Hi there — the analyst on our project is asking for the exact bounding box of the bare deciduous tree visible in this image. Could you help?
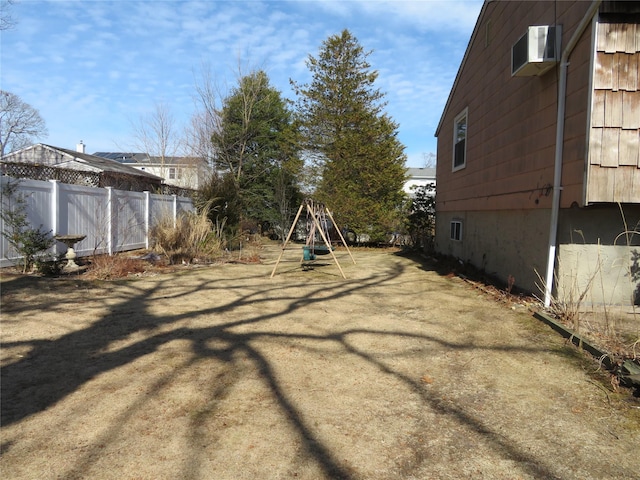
[0,90,48,157]
[1,0,17,31]
[129,101,182,181]
[190,60,270,183]
[186,63,223,176]
[189,60,302,234]
[185,111,215,167]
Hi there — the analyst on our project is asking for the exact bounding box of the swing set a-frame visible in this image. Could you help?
[270,198,355,278]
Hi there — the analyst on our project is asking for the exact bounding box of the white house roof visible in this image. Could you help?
[404,167,436,195]
[406,167,436,180]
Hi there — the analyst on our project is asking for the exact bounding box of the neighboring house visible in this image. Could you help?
[93,152,208,190]
[435,0,640,306]
[1,143,163,192]
[404,167,436,196]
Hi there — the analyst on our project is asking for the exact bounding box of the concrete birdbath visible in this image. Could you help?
[54,234,86,272]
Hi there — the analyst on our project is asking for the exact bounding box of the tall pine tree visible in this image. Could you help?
[292,30,407,241]
[209,70,302,234]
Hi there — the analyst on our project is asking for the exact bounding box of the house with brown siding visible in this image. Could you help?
[435,0,640,306]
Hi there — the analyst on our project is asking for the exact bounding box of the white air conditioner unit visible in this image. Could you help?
[511,25,561,77]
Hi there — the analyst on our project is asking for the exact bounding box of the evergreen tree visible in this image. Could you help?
[292,29,407,241]
[208,70,302,234]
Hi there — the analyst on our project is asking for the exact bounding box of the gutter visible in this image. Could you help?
[543,0,602,307]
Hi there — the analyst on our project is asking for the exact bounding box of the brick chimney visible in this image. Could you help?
[76,141,85,154]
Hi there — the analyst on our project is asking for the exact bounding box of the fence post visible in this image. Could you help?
[49,179,59,236]
[173,194,177,228]
[106,187,113,255]
[144,191,150,250]
[49,180,60,256]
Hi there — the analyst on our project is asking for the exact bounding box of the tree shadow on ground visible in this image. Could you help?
[1,257,579,479]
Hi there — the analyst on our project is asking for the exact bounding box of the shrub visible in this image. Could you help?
[87,254,147,280]
[1,180,55,273]
[406,183,436,251]
[150,204,225,264]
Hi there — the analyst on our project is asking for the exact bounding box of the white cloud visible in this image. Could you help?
[3,0,482,161]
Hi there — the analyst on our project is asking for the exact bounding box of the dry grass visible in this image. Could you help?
[85,254,149,280]
[150,206,225,265]
[1,246,638,480]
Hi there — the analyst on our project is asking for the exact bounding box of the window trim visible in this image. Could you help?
[452,108,468,172]
[450,220,463,241]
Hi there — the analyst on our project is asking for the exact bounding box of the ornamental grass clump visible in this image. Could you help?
[150,205,225,264]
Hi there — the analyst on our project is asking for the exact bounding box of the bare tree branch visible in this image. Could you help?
[0,0,17,31]
[129,101,182,180]
[0,90,48,157]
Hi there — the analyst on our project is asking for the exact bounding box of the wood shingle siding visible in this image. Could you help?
[587,18,640,203]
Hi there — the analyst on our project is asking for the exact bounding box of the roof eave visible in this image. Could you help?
[435,0,491,138]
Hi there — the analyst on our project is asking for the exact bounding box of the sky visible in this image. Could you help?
[1,0,484,168]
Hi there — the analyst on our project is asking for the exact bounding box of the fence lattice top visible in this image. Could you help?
[1,162,194,197]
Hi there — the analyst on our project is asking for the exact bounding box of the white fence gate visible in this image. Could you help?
[1,176,194,267]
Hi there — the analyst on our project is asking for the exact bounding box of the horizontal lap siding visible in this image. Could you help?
[436,1,593,213]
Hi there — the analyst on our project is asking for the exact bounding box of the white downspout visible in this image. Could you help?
[544,0,602,307]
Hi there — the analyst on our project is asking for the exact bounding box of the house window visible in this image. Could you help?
[169,167,178,180]
[453,109,467,171]
[450,220,462,241]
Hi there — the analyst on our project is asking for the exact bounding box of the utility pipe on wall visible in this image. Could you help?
[544,0,602,307]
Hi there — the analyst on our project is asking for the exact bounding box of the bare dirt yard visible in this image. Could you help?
[1,244,639,480]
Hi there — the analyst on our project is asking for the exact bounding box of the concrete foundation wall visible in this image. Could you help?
[435,209,551,297]
[557,244,638,306]
[435,205,640,306]
[556,205,640,306]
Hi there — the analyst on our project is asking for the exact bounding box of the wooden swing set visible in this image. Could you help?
[270,199,355,278]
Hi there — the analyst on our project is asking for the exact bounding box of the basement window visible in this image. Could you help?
[450,220,462,241]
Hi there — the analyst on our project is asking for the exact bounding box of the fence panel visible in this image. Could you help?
[176,196,194,215]
[58,183,109,257]
[1,176,193,268]
[149,193,177,225]
[0,178,55,266]
[112,189,148,253]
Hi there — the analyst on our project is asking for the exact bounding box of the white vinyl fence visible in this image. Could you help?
[1,176,194,267]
